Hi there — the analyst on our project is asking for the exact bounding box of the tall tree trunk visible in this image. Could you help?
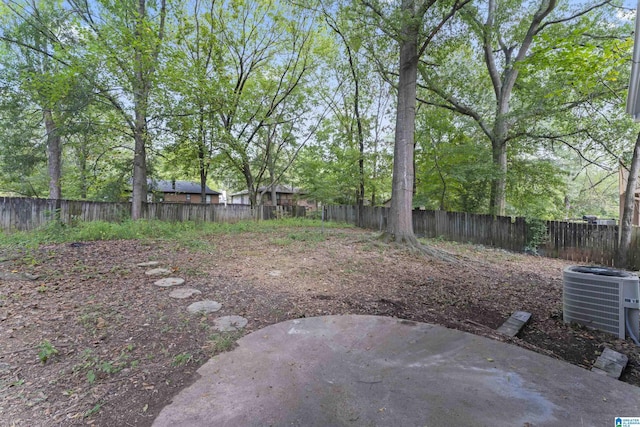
[488,91,510,216]
[199,159,207,203]
[386,0,419,244]
[43,109,62,200]
[131,0,149,220]
[489,139,507,216]
[198,107,207,203]
[266,146,277,206]
[131,118,147,219]
[243,160,257,208]
[76,143,89,199]
[352,46,365,227]
[481,0,556,216]
[617,131,640,268]
[131,70,149,219]
[357,113,365,228]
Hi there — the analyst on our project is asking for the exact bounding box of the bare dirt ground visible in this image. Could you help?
[0,225,638,426]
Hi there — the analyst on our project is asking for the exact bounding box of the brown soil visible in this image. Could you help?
[0,226,638,426]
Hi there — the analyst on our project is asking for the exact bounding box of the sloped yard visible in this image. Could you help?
[0,225,638,426]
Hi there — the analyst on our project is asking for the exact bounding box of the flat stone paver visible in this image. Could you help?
[169,288,202,299]
[153,277,185,288]
[213,315,248,332]
[187,300,222,314]
[153,315,640,427]
[137,261,161,267]
[592,348,629,379]
[145,268,171,276]
[0,271,38,281]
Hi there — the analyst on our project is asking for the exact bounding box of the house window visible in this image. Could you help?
[185,194,191,203]
[206,195,211,204]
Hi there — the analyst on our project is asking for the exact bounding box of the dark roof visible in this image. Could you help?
[230,185,303,197]
[149,180,220,195]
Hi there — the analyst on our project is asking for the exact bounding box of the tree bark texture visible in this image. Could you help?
[617,131,640,268]
[489,139,507,216]
[198,109,208,203]
[387,0,419,244]
[43,109,62,200]
[130,0,166,219]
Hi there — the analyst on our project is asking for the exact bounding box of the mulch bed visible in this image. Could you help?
[0,226,638,426]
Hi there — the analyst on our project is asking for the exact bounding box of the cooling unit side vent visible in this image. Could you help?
[563,266,640,340]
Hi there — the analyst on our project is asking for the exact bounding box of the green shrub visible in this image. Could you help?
[525,218,548,254]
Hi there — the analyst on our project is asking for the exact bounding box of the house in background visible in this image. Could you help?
[148,179,221,204]
[230,185,316,209]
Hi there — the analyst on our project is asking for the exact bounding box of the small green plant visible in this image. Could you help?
[172,352,193,366]
[84,403,101,418]
[8,379,25,387]
[37,340,58,364]
[86,370,96,384]
[36,284,47,293]
[98,361,116,374]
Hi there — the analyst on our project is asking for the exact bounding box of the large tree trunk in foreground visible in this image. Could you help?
[617,131,640,268]
[385,0,419,244]
[44,109,62,200]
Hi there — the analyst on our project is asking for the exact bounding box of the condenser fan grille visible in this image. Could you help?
[563,266,640,340]
[564,278,620,335]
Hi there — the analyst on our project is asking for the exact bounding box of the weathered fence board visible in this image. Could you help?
[325,205,640,270]
[0,197,305,232]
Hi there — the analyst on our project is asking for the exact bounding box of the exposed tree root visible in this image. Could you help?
[377,232,460,264]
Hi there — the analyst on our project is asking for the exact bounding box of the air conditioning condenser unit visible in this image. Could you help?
[563,266,640,340]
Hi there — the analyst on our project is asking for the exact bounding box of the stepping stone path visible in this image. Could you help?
[142,260,248,336]
[145,268,172,276]
[137,261,161,267]
[213,315,248,332]
[169,288,202,299]
[154,277,185,288]
[187,300,222,314]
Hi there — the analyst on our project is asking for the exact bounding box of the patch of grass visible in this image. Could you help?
[205,331,243,355]
[75,346,133,385]
[37,340,59,364]
[77,304,122,335]
[172,352,193,366]
[176,237,213,252]
[287,230,325,243]
[271,237,293,246]
[0,217,352,249]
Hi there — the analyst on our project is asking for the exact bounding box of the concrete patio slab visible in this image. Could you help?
[153,315,640,427]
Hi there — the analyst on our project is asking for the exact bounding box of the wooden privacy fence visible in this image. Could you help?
[325,206,525,251]
[0,197,306,232]
[325,205,640,269]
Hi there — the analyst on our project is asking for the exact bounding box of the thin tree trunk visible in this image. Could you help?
[617,131,640,268]
[131,123,147,219]
[131,0,149,220]
[43,109,62,200]
[198,107,207,203]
